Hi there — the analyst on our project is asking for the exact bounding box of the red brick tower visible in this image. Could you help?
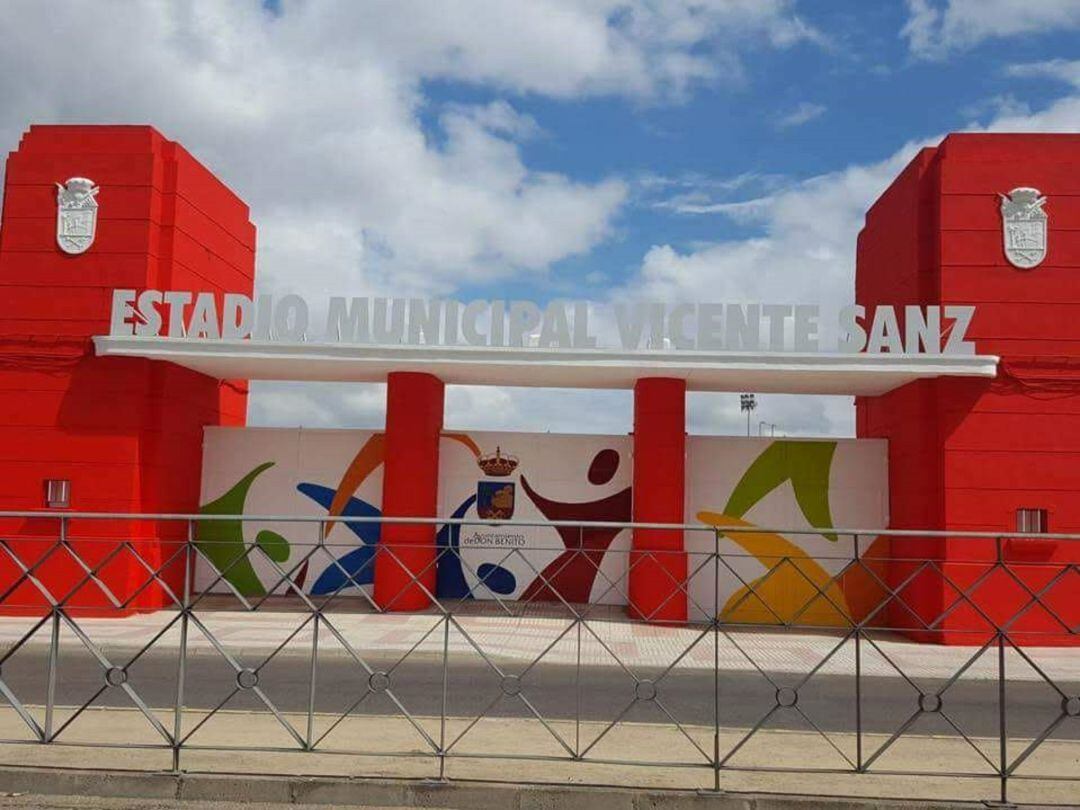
[857,134,1080,643]
[0,125,254,612]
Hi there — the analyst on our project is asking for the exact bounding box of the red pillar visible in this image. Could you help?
[374,371,444,611]
[629,377,688,622]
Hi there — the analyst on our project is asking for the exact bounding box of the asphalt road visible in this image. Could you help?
[0,648,1076,740]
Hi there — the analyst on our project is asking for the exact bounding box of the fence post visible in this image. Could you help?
[713,527,721,793]
[172,519,193,772]
[996,536,1008,805]
[306,520,322,751]
[854,533,863,773]
[575,524,583,760]
[43,516,64,743]
[438,609,450,781]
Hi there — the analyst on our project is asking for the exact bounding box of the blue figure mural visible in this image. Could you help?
[298,485,515,598]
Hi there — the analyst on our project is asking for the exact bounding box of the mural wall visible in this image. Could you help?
[198,427,887,624]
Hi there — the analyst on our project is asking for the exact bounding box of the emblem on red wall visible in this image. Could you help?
[56,177,99,255]
[1000,187,1047,270]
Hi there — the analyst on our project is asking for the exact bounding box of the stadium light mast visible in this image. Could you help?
[739,393,756,437]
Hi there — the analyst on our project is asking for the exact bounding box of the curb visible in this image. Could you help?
[0,766,996,810]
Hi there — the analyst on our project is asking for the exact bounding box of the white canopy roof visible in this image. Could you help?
[93,336,998,396]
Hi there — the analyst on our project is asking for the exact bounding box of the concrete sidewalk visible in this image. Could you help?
[0,773,1043,810]
[1,795,442,810]
[0,603,1077,682]
[0,706,1075,806]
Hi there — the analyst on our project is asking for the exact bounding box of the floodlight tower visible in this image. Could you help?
[739,393,756,437]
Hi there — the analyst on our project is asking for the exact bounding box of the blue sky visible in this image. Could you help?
[2,0,1079,435]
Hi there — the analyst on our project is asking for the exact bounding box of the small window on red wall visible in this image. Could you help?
[44,479,71,509]
[1016,508,1048,533]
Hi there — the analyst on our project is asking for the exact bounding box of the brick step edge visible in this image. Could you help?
[0,765,990,810]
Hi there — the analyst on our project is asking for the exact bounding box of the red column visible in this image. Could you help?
[629,377,687,623]
[374,371,444,610]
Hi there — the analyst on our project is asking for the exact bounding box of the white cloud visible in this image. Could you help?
[250,381,388,429]
[623,145,926,307]
[1006,59,1080,89]
[959,94,1031,123]
[687,392,854,439]
[775,101,826,129]
[249,380,634,437]
[646,171,789,216]
[659,196,776,218]
[284,0,823,101]
[903,0,1080,59]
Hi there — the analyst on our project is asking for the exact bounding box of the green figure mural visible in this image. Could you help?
[197,461,291,596]
[724,440,838,541]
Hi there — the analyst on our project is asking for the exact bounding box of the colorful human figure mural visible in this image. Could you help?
[196,436,882,627]
[519,448,632,604]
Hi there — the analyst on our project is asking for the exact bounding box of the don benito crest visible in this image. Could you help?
[56,177,99,255]
[477,481,515,520]
[476,447,519,520]
[1000,187,1047,270]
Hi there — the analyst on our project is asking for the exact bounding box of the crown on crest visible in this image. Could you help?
[477,446,518,477]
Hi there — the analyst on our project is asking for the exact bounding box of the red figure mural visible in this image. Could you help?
[519,449,632,604]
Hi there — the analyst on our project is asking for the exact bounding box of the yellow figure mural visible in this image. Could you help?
[697,441,859,628]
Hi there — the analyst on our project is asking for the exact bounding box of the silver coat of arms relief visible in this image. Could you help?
[1000,187,1047,269]
[56,177,99,255]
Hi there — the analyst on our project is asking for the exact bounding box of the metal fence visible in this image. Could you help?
[0,511,1076,804]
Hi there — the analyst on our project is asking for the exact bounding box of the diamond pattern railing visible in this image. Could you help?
[0,514,1075,802]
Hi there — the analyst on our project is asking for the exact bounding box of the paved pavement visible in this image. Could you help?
[0,602,1077,682]
[0,798,433,810]
[0,710,1075,806]
[0,774,1045,810]
[0,648,1076,739]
